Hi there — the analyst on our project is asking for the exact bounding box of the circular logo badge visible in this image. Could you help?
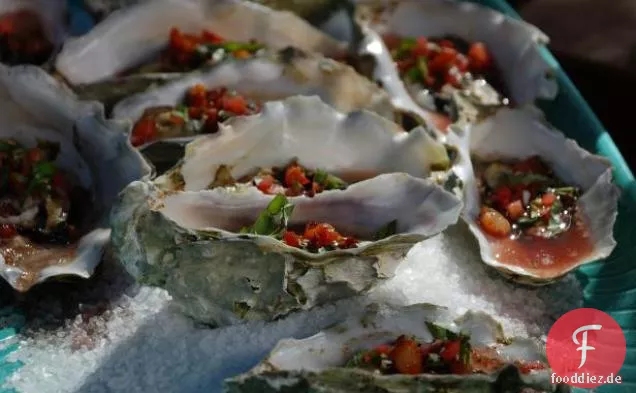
[546,308,626,388]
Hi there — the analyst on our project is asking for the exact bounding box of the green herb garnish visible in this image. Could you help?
[240,194,294,237]
[374,220,398,240]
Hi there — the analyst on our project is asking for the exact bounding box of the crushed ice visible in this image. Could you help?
[4,223,582,393]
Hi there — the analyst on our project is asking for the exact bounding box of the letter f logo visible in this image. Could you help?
[572,324,602,368]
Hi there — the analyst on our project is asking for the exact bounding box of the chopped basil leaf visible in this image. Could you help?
[426,322,459,341]
[240,194,294,237]
[517,216,539,227]
[507,172,552,186]
[375,219,398,240]
[405,66,421,83]
[395,38,416,58]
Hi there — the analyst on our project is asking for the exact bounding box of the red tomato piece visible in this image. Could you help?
[187,84,207,107]
[411,37,429,57]
[256,175,275,194]
[450,359,471,374]
[0,223,17,239]
[284,165,310,188]
[506,200,524,220]
[440,340,461,362]
[492,186,512,209]
[454,54,469,73]
[541,192,556,207]
[314,223,341,247]
[188,107,203,120]
[390,338,423,375]
[131,117,158,147]
[222,95,248,115]
[467,42,492,72]
[201,30,224,44]
[282,231,304,248]
[303,222,318,241]
[383,34,401,50]
[428,47,457,74]
[438,39,455,49]
[479,207,512,238]
[444,70,462,88]
[374,344,393,355]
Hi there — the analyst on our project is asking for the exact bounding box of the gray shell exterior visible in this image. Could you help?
[0,0,67,67]
[0,65,151,291]
[463,107,620,285]
[110,96,463,326]
[54,0,347,85]
[354,0,557,133]
[224,303,570,393]
[111,49,396,146]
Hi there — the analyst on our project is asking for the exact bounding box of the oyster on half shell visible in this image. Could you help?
[55,0,347,86]
[224,303,570,393]
[0,65,150,291]
[110,96,462,326]
[111,49,400,148]
[354,0,557,133]
[463,107,619,285]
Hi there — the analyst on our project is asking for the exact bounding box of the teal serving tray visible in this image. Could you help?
[471,1,636,392]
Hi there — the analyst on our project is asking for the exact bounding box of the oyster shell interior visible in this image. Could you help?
[55,0,347,85]
[463,107,619,285]
[224,303,568,393]
[113,50,394,125]
[0,65,150,291]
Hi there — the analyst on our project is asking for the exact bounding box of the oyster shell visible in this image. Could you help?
[111,49,414,149]
[464,107,619,285]
[55,0,347,86]
[224,303,569,393]
[110,96,462,326]
[354,0,557,132]
[0,65,151,291]
[0,0,67,67]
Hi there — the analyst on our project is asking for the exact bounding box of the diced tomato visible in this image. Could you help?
[303,222,318,241]
[411,37,429,57]
[374,344,393,355]
[440,340,461,362]
[314,223,341,247]
[27,147,42,163]
[282,230,304,248]
[131,117,158,147]
[428,47,457,74]
[339,236,359,249]
[491,186,512,209]
[310,182,322,196]
[202,117,219,134]
[187,84,207,107]
[450,359,471,375]
[467,42,492,72]
[168,114,185,126]
[232,49,252,59]
[256,175,275,194]
[438,39,455,49]
[222,95,248,115]
[390,338,423,375]
[201,30,224,44]
[204,108,218,123]
[541,192,556,207]
[284,165,310,188]
[506,200,524,220]
[188,106,203,119]
[479,207,512,238]
[0,223,17,239]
